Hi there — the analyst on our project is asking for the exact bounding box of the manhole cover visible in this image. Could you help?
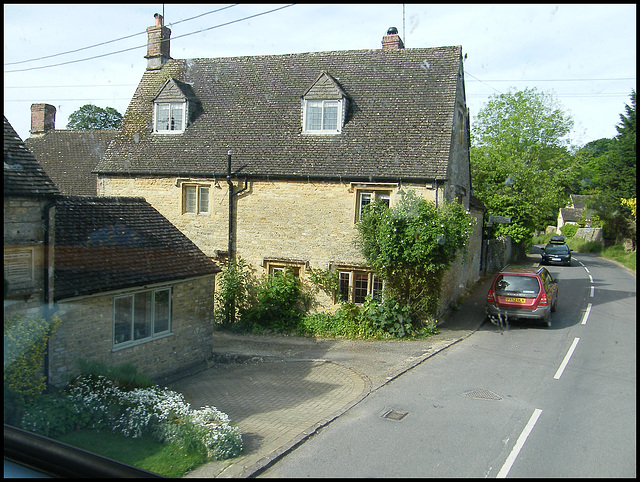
[464,388,502,400]
[381,409,409,421]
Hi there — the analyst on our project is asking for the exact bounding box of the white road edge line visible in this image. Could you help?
[496,409,543,478]
[581,303,592,325]
[554,338,580,380]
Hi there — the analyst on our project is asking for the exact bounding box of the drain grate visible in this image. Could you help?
[381,409,409,421]
[464,388,502,400]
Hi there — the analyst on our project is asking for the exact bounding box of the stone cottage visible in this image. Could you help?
[95,17,483,313]
[46,196,221,386]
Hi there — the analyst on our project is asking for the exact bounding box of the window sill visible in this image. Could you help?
[112,331,173,351]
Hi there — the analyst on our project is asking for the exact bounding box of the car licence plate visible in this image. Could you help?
[551,257,561,261]
[505,297,526,303]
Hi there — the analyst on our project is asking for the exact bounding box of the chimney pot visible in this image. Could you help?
[382,27,404,50]
[30,103,56,136]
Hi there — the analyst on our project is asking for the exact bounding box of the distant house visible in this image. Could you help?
[5,116,221,387]
[557,194,595,233]
[95,17,483,313]
[25,104,117,196]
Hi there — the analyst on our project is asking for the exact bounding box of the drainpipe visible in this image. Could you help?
[43,199,59,386]
[226,151,248,326]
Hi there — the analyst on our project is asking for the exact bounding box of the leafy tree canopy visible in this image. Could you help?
[66,104,122,130]
[471,88,574,243]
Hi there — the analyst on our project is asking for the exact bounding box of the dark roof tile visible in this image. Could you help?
[53,196,220,300]
[96,46,463,182]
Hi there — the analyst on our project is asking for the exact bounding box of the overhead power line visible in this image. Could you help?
[4,4,295,73]
[4,4,240,66]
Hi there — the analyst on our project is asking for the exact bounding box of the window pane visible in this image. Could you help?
[134,292,152,340]
[156,104,170,131]
[354,272,368,304]
[338,272,350,302]
[184,186,196,213]
[170,104,184,131]
[198,187,210,213]
[323,102,339,130]
[376,192,390,208]
[372,275,384,301]
[154,289,171,334]
[306,101,322,130]
[114,296,132,344]
[359,192,373,218]
[271,266,285,277]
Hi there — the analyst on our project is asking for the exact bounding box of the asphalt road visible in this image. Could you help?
[259,253,636,478]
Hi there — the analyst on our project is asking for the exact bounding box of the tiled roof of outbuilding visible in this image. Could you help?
[53,196,220,301]
[4,116,60,197]
[26,129,117,196]
[96,46,463,182]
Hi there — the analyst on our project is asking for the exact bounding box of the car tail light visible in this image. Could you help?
[539,291,548,306]
[486,288,495,303]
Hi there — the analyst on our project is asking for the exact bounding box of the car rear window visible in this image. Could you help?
[545,244,569,254]
[494,274,540,295]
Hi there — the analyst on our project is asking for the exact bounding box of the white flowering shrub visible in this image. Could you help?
[20,374,243,460]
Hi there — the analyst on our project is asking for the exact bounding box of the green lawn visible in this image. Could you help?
[57,429,207,478]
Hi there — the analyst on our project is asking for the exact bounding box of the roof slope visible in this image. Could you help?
[53,196,220,301]
[96,46,463,182]
[26,130,117,195]
[4,116,60,197]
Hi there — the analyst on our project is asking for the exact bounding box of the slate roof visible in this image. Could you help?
[96,46,464,182]
[26,129,117,195]
[53,196,220,301]
[4,116,60,198]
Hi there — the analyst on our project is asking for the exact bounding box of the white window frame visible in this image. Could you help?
[182,184,210,214]
[153,101,186,133]
[356,190,391,221]
[113,287,172,348]
[267,263,302,279]
[303,99,343,134]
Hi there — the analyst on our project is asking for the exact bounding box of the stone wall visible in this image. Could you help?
[47,275,216,386]
[574,227,604,245]
[99,175,482,314]
[99,176,438,273]
[484,236,513,273]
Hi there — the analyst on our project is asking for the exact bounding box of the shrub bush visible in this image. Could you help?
[4,313,61,403]
[560,223,579,238]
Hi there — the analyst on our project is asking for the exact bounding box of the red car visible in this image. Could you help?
[485,266,558,327]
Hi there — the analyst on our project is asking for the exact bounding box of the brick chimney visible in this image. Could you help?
[145,13,171,70]
[30,103,56,136]
[382,27,404,50]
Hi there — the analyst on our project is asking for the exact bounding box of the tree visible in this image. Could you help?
[66,104,123,130]
[570,91,636,243]
[471,88,574,244]
[355,190,475,321]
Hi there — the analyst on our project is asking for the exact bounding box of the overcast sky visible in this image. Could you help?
[4,4,636,146]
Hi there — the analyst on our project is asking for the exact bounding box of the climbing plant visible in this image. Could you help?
[355,189,475,322]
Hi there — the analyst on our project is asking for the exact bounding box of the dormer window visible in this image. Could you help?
[302,72,348,135]
[152,78,200,134]
[154,102,185,133]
